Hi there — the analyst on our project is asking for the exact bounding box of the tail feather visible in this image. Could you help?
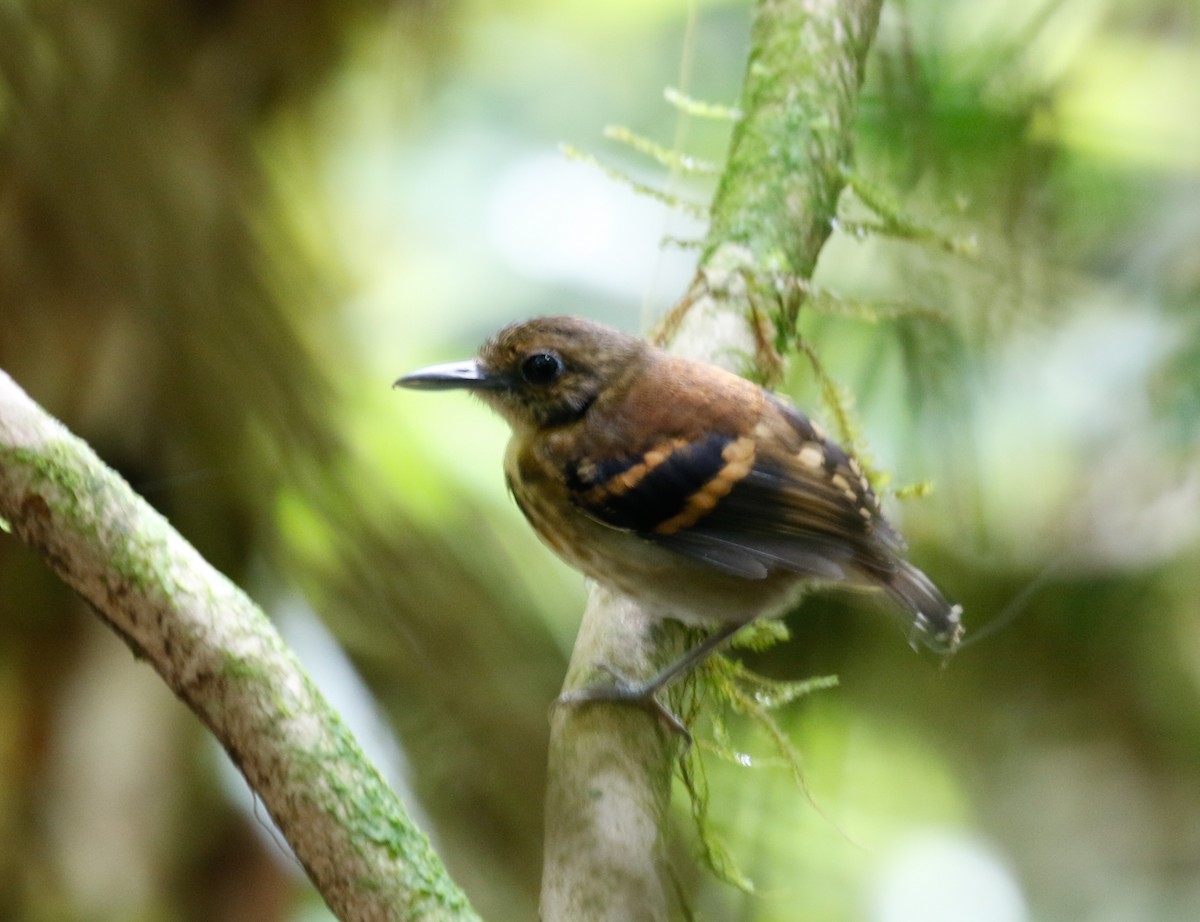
[883,560,964,655]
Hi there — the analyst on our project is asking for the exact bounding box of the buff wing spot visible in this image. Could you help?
[580,439,685,503]
[797,443,824,470]
[655,436,757,535]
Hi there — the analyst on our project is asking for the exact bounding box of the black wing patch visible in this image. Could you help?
[566,431,746,535]
[564,409,902,584]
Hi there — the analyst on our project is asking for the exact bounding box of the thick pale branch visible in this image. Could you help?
[541,1,883,918]
[0,370,479,922]
[541,587,682,922]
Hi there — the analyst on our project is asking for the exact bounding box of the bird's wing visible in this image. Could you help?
[557,381,961,652]
[564,430,772,578]
[563,396,901,583]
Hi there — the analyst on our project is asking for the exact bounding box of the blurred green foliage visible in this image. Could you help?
[0,0,1198,920]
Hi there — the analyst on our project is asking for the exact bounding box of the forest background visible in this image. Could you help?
[1,0,1198,920]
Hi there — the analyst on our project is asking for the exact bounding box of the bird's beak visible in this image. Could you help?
[393,359,502,391]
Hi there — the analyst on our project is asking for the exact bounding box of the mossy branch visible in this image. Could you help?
[655,0,886,376]
[542,1,885,919]
[0,370,480,922]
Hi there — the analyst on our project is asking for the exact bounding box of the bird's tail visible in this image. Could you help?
[883,560,964,655]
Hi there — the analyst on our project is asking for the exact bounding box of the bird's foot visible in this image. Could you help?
[555,661,692,745]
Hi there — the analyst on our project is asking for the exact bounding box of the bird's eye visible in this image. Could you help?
[520,352,564,385]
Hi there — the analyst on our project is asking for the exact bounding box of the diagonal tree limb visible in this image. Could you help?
[540,1,884,919]
[0,369,480,922]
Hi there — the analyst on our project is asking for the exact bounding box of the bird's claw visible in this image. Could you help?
[555,661,693,747]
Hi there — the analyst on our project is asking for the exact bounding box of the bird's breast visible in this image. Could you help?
[504,437,631,576]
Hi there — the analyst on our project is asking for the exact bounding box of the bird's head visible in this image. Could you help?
[395,316,648,432]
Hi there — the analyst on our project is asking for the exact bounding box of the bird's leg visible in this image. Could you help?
[556,621,746,741]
